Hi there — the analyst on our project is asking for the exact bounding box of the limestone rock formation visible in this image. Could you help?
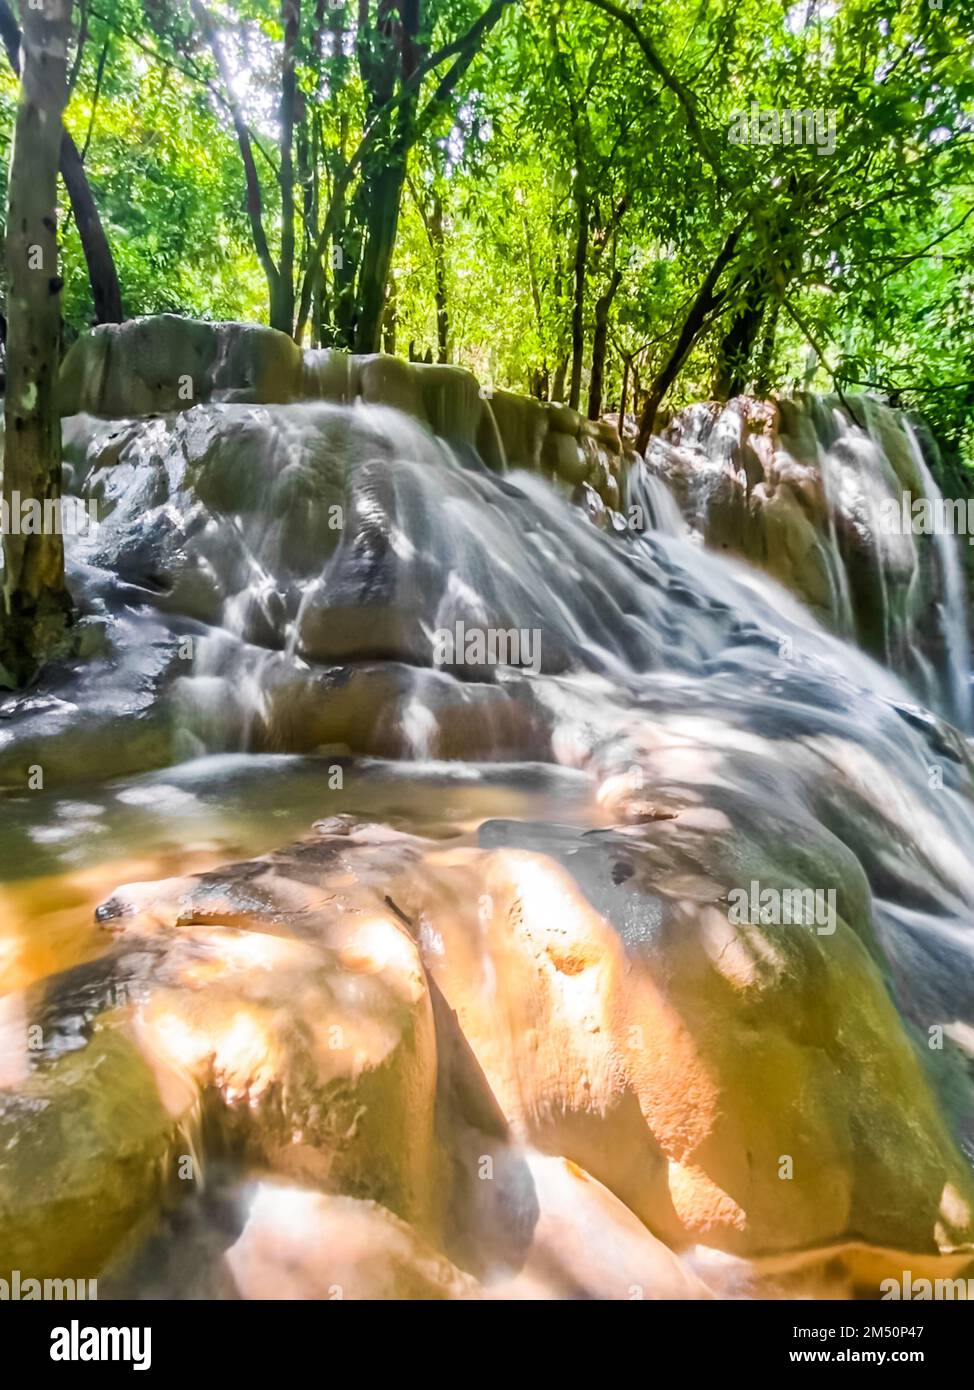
[58,316,625,505]
[5,811,972,1292]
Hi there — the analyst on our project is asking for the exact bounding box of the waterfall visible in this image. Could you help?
[4,362,974,1296]
[902,417,972,731]
[644,394,972,727]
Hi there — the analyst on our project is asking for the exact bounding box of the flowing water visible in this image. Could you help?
[2,389,974,1298]
[643,394,972,729]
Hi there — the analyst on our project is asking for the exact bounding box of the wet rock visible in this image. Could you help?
[46,395,655,771]
[588,419,623,457]
[547,402,582,434]
[59,316,305,417]
[225,1185,482,1300]
[5,319,970,1300]
[223,1153,712,1300]
[485,1151,712,1299]
[176,659,553,762]
[6,791,974,1289]
[400,818,974,1264]
[94,860,442,1223]
[60,316,623,493]
[489,390,547,473]
[0,847,447,1274]
[0,1001,200,1278]
[0,562,186,791]
[544,429,589,484]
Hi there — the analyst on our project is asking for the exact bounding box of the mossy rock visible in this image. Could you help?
[543,429,589,484]
[59,317,304,417]
[0,1022,199,1278]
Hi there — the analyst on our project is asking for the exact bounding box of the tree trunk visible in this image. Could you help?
[619,353,630,427]
[1,0,73,687]
[326,114,355,347]
[431,187,449,363]
[345,0,417,353]
[713,198,799,400]
[587,266,621,420]
[382,269,398,354]
[353,150,409,353]
[274,0,300,335]
[296,0,513,347]
[523,210,546,389]
[711,271,769,400]
[0,0,121,324]
[635,221,744,454]
[193,1,282,330]
[751,297,781,397]
[552,354,568,405]
[59,129,122,323]
[568,178,588,410]
[409,168,450,362]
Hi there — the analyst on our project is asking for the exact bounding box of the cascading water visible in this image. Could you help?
[643,393,972,729]
[902,416,973,733]
[3,342,974,1298]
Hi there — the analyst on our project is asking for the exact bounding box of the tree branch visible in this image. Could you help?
[580,0,723,185]
[191,0,280,294]
[295,0,514,340]
[781,298,864,429]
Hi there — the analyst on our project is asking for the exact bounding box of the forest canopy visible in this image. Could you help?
[1,0,972,457]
